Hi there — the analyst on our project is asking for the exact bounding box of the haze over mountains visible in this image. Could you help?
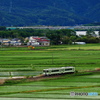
[0,0,100,26]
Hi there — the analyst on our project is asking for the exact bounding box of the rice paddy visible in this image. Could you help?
[0,44,100,99]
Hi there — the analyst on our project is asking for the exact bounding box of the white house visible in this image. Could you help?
[27,36,39,46]
[10,38,22,46]
[27,36,50,46]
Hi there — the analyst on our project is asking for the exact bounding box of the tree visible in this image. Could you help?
[71,31,76,36]
[86,30,96,36]
[70,36,76,44]
[61,36,70,44]
[81,36,88,42]
[99,31,100,38]
[47,33,62,45]
[0,26,6,31]
[19,36,24,43]
[10,31,13,38]
[87,37,99,43]
[24,39,29,44]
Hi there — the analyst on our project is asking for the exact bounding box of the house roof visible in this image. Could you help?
[40,40,50,43]
[2,39,10,41]
[29,36,50,43]
[3,41,11,43]
[11,38,20,41]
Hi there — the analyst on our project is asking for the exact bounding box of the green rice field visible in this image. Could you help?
[0,44,100,99]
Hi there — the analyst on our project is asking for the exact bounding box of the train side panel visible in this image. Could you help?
[43,67,75,76]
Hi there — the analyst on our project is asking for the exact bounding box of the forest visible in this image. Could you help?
[0,0,100,26]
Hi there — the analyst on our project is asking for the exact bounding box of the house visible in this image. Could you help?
[39,38,50,46]
[2,39,11,46]
[10,38,22,46]
[40,41,50,46]
[27,36,50,46]
[27,36,39,46]
[0,38,2,42]
[0,39,2,45]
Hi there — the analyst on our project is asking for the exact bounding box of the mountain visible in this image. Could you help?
[0,0,100,26]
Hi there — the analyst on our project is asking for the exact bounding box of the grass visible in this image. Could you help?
[0,73,100,99]
[0,50,100,72]
[0,44,100,99]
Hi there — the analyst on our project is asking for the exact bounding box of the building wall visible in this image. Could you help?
[41,42,50,46]
[3,43,10,46]
[76,31,99,36]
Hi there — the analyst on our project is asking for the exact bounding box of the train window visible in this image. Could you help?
[47,70,49,72]
[51,70,59,72]
[43,70,45,72]
[65,68,72,71]
[43,70,49,72]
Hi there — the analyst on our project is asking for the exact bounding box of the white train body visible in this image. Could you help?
[43,66,75,76]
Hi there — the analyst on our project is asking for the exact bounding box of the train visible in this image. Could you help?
[43,66,75,76]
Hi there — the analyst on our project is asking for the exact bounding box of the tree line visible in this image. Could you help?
[0,26,100,45]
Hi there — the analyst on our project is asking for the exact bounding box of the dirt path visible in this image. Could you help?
[8,74,62,82]
[0,79,5,85]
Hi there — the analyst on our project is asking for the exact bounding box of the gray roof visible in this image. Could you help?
[40,41,50,43]
[2,39,10,41]
[11,38,20,41]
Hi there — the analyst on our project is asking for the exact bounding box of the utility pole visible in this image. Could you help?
[52,52,53,64]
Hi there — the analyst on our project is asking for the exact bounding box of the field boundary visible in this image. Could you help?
[0,85,100,95]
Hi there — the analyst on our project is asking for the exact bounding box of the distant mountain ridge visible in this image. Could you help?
[0,0,100,26]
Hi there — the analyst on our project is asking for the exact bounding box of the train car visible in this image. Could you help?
[43,66,75,76]
[62,67,75,74]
